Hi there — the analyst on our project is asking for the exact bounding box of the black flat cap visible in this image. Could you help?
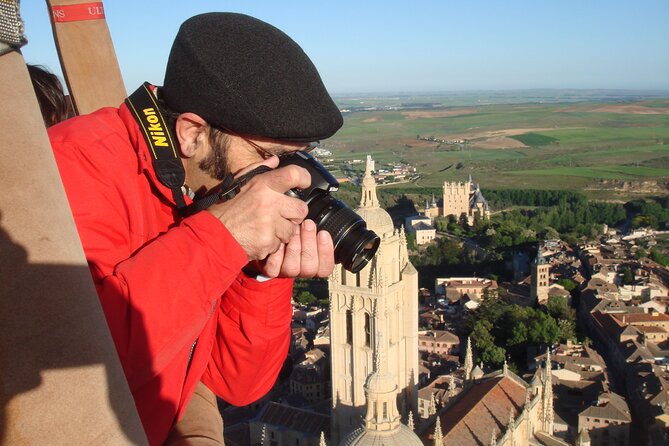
[162,13,343,142]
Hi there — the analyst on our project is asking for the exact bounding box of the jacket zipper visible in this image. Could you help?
[186,298,218,373]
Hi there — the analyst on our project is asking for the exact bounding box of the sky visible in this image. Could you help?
[19,0,669,95]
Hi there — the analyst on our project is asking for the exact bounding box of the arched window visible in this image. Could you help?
[346,310,353,345]
[364,313,371,347]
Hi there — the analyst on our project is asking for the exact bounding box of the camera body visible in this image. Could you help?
[279,151,339,202]
[278,151,380,273]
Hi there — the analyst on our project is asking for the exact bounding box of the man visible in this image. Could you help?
[48,13,343,445]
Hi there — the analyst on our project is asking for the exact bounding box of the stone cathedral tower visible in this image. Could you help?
[329,155,419,444]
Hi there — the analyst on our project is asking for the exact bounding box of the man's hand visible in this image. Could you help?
[259,219,334,278]
[207,156,335,278]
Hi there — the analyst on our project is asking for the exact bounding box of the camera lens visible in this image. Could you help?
[305,193,380,273]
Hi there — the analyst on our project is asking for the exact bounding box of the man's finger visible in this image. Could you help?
[315,230,335,278]
[263,244,285,278]
[299,219,319,277]
[259,165,311,194]
[280,226,302,277]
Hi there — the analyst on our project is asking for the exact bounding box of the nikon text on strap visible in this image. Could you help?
[125,82,187,210]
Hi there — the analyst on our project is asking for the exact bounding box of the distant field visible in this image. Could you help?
[325,95,669,200]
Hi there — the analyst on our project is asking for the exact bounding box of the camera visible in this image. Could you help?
[279,151,380,273]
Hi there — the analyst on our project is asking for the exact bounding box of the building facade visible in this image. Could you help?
[531,249,551,305]
[329,155,419,444]
[441,175,491,225]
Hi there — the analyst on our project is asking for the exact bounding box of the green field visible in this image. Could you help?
[324,94,669,199]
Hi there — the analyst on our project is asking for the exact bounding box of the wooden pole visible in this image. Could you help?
[46,0,126,114]
[0,10,146,446]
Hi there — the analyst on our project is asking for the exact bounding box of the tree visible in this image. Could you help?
[620,266,635,285]
[471,320,506,366]
[294,290,317,306]
[557,279,577,293]
[557,319,576,342]
[546,296,572,320]
[527,312,560,345]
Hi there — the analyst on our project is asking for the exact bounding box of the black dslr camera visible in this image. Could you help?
[279,151,380,273]
[187,151,380,273]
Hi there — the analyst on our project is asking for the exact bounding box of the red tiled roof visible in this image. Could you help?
[591,311,625,340]
[612,313,669,324]
[421,376,526,445]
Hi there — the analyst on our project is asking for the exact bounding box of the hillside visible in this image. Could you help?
[324,94,669,201]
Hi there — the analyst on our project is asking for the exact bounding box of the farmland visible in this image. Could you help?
[325,91,669,200]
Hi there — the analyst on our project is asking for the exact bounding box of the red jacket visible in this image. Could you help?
[49,105,293,445]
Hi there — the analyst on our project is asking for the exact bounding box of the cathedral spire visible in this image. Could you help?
[464,337,473,381]
[319,431,327,446]
[433,415,443,446]
[261,424,268,446]
[428,392,437,415]
[359,155,380,208]
[542,347,555,434]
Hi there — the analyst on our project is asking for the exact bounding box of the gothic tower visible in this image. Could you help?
[330,155,419,444]
[531,245,550,305]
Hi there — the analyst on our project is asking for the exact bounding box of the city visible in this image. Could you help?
[218,155,669,446]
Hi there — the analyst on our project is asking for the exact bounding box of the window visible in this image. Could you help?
[383,402,388,419]
[356,272,361,287]
[365,313,371,347]
[346,310,353,344]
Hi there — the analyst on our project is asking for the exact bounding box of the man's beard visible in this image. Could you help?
[198,142,229,181]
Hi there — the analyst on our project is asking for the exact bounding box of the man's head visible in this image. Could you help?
[161,12,342,191]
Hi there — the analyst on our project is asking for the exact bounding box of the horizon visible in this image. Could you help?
[19,1,669,95]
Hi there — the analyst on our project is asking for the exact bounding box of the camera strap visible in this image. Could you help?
[181,165,272,217]
[125,82,274,217]
[125,82,187,211]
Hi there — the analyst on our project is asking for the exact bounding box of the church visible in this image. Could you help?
[329,155,421,444]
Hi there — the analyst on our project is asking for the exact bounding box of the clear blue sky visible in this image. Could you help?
[20,0,669,94]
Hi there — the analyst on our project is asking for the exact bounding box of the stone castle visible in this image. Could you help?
[424,175,490,225]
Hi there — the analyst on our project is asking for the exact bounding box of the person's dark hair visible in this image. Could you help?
[27,64,71,127]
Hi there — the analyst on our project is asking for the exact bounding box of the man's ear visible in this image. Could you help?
[175,112,207,158]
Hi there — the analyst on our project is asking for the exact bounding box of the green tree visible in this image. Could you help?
[650,249,669,266]
[471,320,506,366]
[546,296,571,320]
[557,279,577,293]
[557,319,576,342]
[527,312,560,345]
[294,290,317,306]
[620,266,635,285]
